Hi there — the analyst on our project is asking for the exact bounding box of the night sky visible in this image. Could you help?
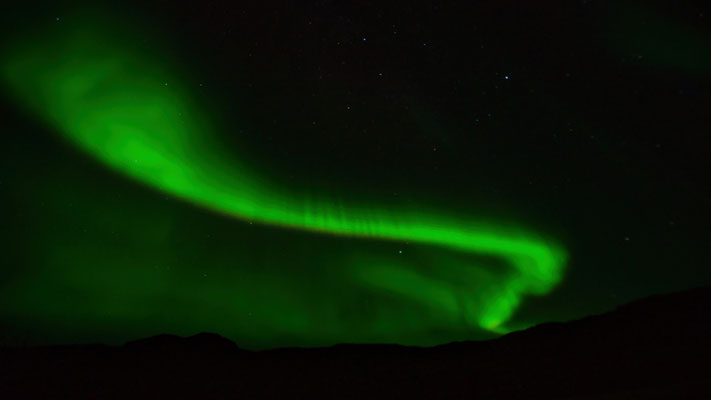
[1,0,710,349]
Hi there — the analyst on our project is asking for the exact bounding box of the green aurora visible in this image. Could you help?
[0,11,567,347]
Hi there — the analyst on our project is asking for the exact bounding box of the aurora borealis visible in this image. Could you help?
[1,0,710,349]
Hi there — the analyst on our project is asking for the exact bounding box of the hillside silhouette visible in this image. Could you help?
[2,287,710,398]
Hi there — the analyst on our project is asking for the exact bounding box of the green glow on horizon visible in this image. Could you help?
[1,13,567,345]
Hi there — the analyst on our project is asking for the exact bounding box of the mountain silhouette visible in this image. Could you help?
[2,287,710,398]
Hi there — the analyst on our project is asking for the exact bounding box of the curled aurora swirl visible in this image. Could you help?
[1,15,567,336]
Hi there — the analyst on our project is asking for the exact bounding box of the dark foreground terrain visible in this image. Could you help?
[2,287,711,399]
